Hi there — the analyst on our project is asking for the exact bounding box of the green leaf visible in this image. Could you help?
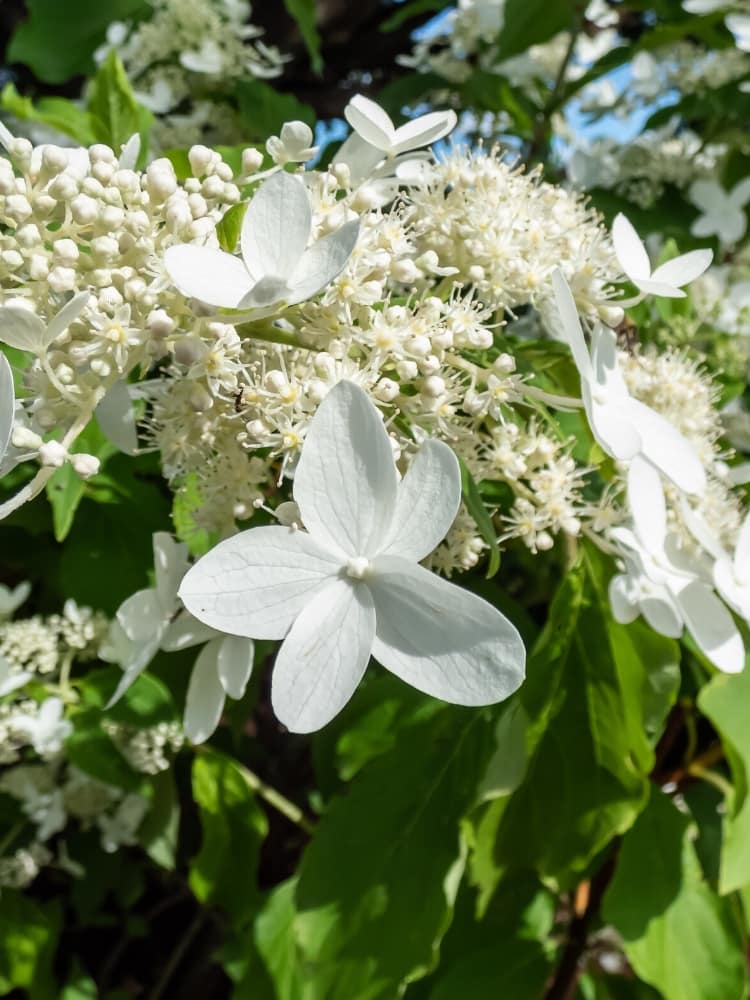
[87,51,153,156]
[380,0,451,32]
[0,83,97,146]
[294,708,495,999]
[459,459,500,579]
[496,0,575,61]
[66,713,144,791]
[0,892,60,997]
[79,665,176,727]
[138,769,180,870]
[190,749,268,923]
[46,463,85,543]
[235,79,315,142]
[252,879,306,1000]
[7,0,149,84]
[603,787,746,1000]
[698,665,750,893]
[216,202,247,253]
[283,0,322,72]
[486,550,652,884]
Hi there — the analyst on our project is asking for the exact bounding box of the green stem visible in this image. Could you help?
[237,320,309,350]
[241,764,315,835]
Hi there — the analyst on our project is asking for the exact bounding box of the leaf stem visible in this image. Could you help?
[240,764,316,835]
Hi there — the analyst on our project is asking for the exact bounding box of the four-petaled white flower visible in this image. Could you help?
[610,458,744,674]
[179,380,526,734]
[164,171,359,312]
[106,532,254,743]
[612,213,712,299]
[13,697,73,758]
[266,121,319,165]
[551,270,706,495]
[688,177,750,246]
[343,94,457,160]
[0,292,90,358]
[0,352,15,470]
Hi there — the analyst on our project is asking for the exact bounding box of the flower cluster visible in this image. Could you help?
[95,0,288,151]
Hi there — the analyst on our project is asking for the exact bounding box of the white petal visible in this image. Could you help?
[161,611,217,651]
[271,577,375,733]
[0,307,48,354]
[640,591,684,638]
[178,524,340,640]
[240,172,311,282]
[45,290,89,344]
[735,512,750,585]
[154,533,189,611]
[0,352,14,463]
[627,457,666,554]
[690,214,721,240]
[293,381,398,558]
[344,95,395,152]
[688,180,722,213]
[714,559,750,621]
[164,244,251,308]
[633,278,687,299]
[674,579,745,674]
[609,574,639,624]
[370,555,525,705]
[381,440,461,562]
[730,176,750,207]
[106,634,162,707]
[550,270,593,381]
[624,398,706,495]
[184,640,226,743]
[119,133,141,170]
[288,221,360,304]
[590,325,630,400]
[216,635,254,698]
[651,249,713,288]
[332,132,384,183]
[117,588,164,642]
[95,380,138,455]
[612,213,651,283]
[584,386,641,461]
[392,110,457,154]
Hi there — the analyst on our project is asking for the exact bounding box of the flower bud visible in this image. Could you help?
[38,441,68,468]
[70,453,101,479]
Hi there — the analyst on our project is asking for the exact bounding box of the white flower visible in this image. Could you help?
[611,458,744,674]
[165,172,359,311]
[0,656,31,696]
[612,213,712,299]
[682,0,726,12]
[266,121,318,165]
[551,270,706,495]
[0,352,15,470]
[0,581,30,619]
[179,39,226,74]
[0,292,89,357]
[713,513,750,623]
[343,94,457,160]
[13,698,73,757]
[726,13,750,51]
[107,533,254,742]
[179,380,525,734]
[688,177,750,245]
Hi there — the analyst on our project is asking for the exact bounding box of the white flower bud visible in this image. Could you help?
[38,441,68,467]
[189,384,214,412]
[48,267,77,292]
[41,145,70,175]
[406,335,431,357]
[264,371,289,394]
[392,259,420,284]
[536,531,554,552]
[90,144,116,164]
[1,250,23,271]
[245,419,267,439]
[5,195,32,222]
[493,353,516,374]
[147,309,175,338]
[188,193,208,219]
[421,355,441,376]
[29,254,50,280]
[91,235,119,261]
[53,239,79,264]
[146,159,177,201]
[81,177,104,198]
[70,453,101,479]
[16,224,40,247]
[374,378,399,403]
[422,375,445,398]
[12,427,42,450]
[33,194,58,217]
[48,173,78,200]
[101,205,125,229]
[173,337,206,365]
[188,145,215,177]
[275,501,301,526]
[468,265,485,282]
[201,176,224,200]
[71,194,99,225]
[331,163,350,187]
[241,148,263,175]
[396,360,419,381]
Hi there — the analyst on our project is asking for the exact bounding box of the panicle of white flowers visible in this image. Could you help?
[0,602,108,678]
[405,146,621,321]
[0,843,52,889]
[96,0,289,151]
[103,719,184,774]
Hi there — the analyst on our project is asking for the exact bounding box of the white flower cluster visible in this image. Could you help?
[103,719,184,774]
[96,0,288,151]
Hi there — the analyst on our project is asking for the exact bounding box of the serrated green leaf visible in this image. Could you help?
[459,459,501,578]
[283,0,322,72]
[0,83,97,146]
[294,708,495,999]
[87,50,152,157]
[190,749,268,923]
[603,787,746,1000]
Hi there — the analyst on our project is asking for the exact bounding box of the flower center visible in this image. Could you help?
[346,556,372,580]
